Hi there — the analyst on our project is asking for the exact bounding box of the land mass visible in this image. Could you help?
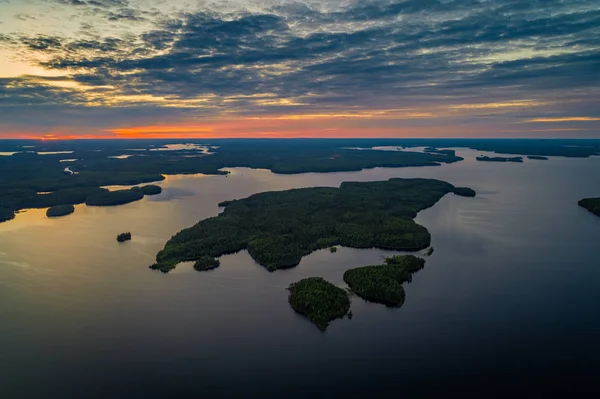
[476,156,523,163]
[578,198,600,217]
[288,255,427,330]
[288,277,351,331]
[46,204,75,217]
[150,178,475,273]
[1,139,598,223]
[344,255,425,306]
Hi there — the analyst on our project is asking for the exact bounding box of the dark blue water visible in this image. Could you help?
[1,149,599,397]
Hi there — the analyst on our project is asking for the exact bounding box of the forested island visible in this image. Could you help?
[287,255,427,330]
[46,204,75,218]
[150,178,475,273]
[288,277,351,331]
[117,232,132,242]
[476,156,523,163]
[344,255,425,306]
[578,198,600,217]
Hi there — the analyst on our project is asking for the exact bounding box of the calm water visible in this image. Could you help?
[1,149,599,397]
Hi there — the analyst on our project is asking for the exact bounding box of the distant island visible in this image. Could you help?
[288,255,427,330]
[578,198,600,217]
[150,178,475,273]
[527,155,549,160]
[46,204,75,218]
[117,232,132,242]
[288,277,351,331]
[476,156,523,163]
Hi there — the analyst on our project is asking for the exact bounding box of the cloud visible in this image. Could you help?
[1,0,599,137]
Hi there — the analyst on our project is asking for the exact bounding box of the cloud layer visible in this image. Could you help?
[1,0,599,137]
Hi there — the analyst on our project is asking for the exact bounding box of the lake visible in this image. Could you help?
[1,148,599,397]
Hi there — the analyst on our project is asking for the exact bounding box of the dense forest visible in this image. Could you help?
[151,178,475,273]
[288,277,351,331]
[578,198,600,217]
[46,204,75,218]
[343,255,425,306]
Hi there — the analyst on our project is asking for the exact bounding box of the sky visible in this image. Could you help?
[0,0,599,139]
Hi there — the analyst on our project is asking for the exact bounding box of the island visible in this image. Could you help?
[287,255,427,330]
[150,178,475,273]
[330,247,338,253]
[578,197,600,217]
[46,204,75,218]
[193,256,220,271]
[476,156,523,163]
[117,232,132,242]
[343,255,425,306]
[287,277,351,331]
[140,184,162,195]
[527,155,549,160]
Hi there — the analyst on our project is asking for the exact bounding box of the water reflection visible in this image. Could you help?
[1,148,599,397]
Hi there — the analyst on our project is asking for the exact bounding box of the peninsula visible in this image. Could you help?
[476,156,523,163]
[578,198,600,217]
[46,204,75,218]
[150,178,475,273]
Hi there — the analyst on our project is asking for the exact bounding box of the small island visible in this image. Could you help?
[117,232,132,242]
[527,155,549,160]
[343,255,425,306]
[193,256,220,271]
[150,178,476,273]
[46,204,75,218]
[330,246,338,253]
[578,197,600,217]
[288,277,351,331]
[476,156,523,163]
